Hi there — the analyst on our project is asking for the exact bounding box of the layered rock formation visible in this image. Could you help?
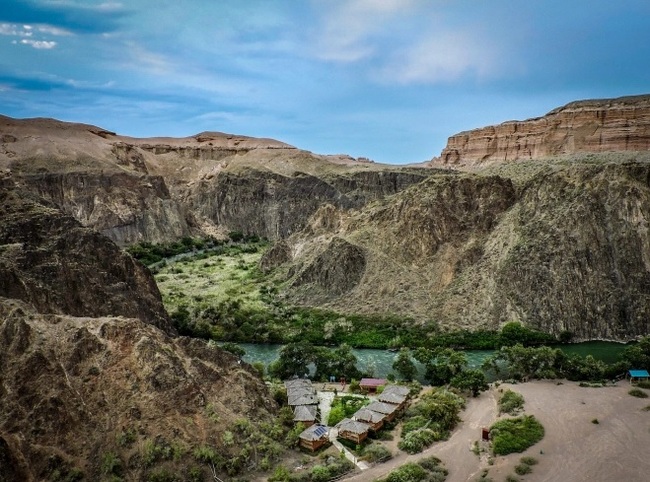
[438,95,650,166]
[1,115,430,245]
[269,154,650,341]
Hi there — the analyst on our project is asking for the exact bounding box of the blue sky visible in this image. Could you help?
[1,0,649,164]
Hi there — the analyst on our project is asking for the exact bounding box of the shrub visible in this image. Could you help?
[629,388,649,398]
[100,452,122,477]
[490,415,545,455]
[362,444,392,463]
[637,380,650,389]
[514,464,532,475]
[520,456,538,466]
[591,418,599,424]
[385,462,428,482]
[498,390,524,415]
[398,429,437,454]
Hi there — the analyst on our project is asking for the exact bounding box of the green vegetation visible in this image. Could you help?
[268,342,362,381]
[519,456,538,466]
[327,395,370,426]
[362,443,392,463]
[399,389,465,454]
[268,458,354,482]
[489,415,545,455]
[498,390,525,415]
[629,388,649,398]
[393,348,417,381]
[380,456,448,482]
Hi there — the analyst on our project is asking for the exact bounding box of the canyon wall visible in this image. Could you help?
[438,95,650,167]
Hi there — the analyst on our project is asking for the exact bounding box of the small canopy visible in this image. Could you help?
[628,370,650,378]
[300,424,329,441]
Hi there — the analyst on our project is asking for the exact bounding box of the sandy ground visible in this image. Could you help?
[341,381,650,482]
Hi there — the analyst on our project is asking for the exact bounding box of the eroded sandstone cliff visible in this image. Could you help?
[437,95,650,167]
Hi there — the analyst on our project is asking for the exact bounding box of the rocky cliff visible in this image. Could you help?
[269,153,650,341]
[1,115,430,245]
[437,95,650,167]
[0,178,278,480]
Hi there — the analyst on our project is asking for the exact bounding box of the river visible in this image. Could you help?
[234,340,627,382]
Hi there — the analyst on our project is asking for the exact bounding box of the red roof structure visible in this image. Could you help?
[359,378,386,391]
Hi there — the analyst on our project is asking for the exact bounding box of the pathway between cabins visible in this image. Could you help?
[340,389,499,482]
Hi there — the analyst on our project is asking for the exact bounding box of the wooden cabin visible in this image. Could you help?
[294,405,318,427]
[299,424,329,451]
[336,418,370,444]
[378,390,407,410]
[353,408,384,431]
[359,378,386,393]
[365,401,399,422]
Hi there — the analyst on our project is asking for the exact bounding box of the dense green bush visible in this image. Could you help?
[362,443,392,462]
[498,390,524,415]
[327,395,369,426]
[629,388,649,398]
[383,457,448,482]
[398,429,438,454]
[490,415,545,455]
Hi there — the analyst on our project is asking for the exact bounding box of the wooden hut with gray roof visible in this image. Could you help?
[353,407,385,431]
[365,401,400,422]
[335,418,370,444]
[293,404,318,427]
[299,424,329,451]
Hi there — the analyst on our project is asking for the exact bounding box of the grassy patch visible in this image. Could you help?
[380,457,448,482]
[629,388,649,398]
[490,415,545,455]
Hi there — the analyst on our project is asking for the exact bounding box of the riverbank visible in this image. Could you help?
[342,380,650,482]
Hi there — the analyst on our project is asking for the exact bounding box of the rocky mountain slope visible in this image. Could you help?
[436,94,650,166]
[268,153,650,341]
[1,115,431,245]
[0,177,278,480]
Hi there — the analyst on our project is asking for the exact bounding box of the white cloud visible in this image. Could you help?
[312,0,419,62]
[20,39,58,49]
[37,25,74,36]
[0,23,34,37]
[383,31,497,84]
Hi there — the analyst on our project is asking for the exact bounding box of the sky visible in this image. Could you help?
[1,1,649,164]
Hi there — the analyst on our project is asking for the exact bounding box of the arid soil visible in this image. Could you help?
[343,381,650,482]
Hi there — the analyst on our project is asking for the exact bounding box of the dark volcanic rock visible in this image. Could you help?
[0,179,173,332]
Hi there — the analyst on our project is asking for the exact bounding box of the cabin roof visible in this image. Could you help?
[378,391,407,404]
[294,405,317,422]
[353,408,385,424]
[359,378,386,387]
[366,401,399,415]
[300,424,329,441]
[336,418,370,435]
[382,384,410,397]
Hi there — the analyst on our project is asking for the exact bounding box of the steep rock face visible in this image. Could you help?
[1,115,430,244]
[188,168,431,239]
[0,298,276,481]
[273,158,650,341]
[291,237,367,300]
[18,171,194,245]
[0,177,173,333]
[438,95,650,166]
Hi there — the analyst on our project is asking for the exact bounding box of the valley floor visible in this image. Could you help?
[341,380,650,482]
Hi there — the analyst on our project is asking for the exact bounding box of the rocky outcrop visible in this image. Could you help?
[273,157,650,341]
[438,95,650,167]
[0,298,276,481]
[0,177,173,333]
[1,115,431,245]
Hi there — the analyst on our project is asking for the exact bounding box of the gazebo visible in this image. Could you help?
[627,369,650,385]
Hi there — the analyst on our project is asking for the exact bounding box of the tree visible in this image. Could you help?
[414,348,467,385]
[393,348,417,381]
[268,342,313,379]
[450,369,488,397]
